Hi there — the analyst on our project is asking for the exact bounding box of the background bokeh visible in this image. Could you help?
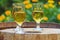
[0,0,60,24]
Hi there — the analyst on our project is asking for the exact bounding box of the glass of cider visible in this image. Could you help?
[12,3,26,34]
[32,3,44,32]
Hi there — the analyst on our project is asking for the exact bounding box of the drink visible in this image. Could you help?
[12,3,26,33]
[32,11,44,23]
[13,12,26,25]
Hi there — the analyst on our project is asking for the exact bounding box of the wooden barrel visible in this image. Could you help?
[0,28,60,40]
[0,22,60,29]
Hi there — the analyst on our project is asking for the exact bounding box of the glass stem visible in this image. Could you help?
[18,24,24,31]
[16,24,22,30]
[36,23,40,28]
[15,24,24,33]
[16,25,20,29]
[15,24,20,32]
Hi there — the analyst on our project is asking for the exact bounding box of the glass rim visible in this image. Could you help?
[13,3,25,11]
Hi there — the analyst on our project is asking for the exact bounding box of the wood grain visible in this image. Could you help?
[0,32,59,40]
[0,22,60,29]
[0,32,4,40]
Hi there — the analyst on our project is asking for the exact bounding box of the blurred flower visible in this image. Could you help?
[23,1,29,5]
[25,4,32,9]
[0,15,5,21]
[48,1,54,4]
[48,3,55,8]
[43,17,48,21]
[24,0,29,1]
[5,10,11,16]
[1,15,5,19]
[57,14,60,20]
[48,0,53,1]
[44,4,49,9]
[32,0,38,2]
[58,2,60,5]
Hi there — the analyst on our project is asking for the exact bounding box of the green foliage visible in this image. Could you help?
[0,0,60,23]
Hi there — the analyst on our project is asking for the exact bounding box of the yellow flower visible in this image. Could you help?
[43,17,48,21]
[48,3,55,8]
[0,15,5,21]
[48,1,54,4]
[1,15,5,19]
[58,2,60,5]
[48,0,53,1]
[5,10,11,16]
[25,4,32,9]
[24,0,29,1]
[44,4,49,8]
[32,0,38,2]
[23,1,29,5]
[57,14,60,20]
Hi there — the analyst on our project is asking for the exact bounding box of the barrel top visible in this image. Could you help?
[0,28,60,34]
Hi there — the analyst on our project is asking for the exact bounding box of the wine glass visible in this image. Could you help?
[32,3,44,32]
[12,3,26,34]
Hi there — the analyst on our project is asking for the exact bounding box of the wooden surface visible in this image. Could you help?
[0,22,60,29]
[0,28,60,40]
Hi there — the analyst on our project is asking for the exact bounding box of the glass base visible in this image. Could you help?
[34,28,43,32]
[15,30,24,34]
[15,26,24,34]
